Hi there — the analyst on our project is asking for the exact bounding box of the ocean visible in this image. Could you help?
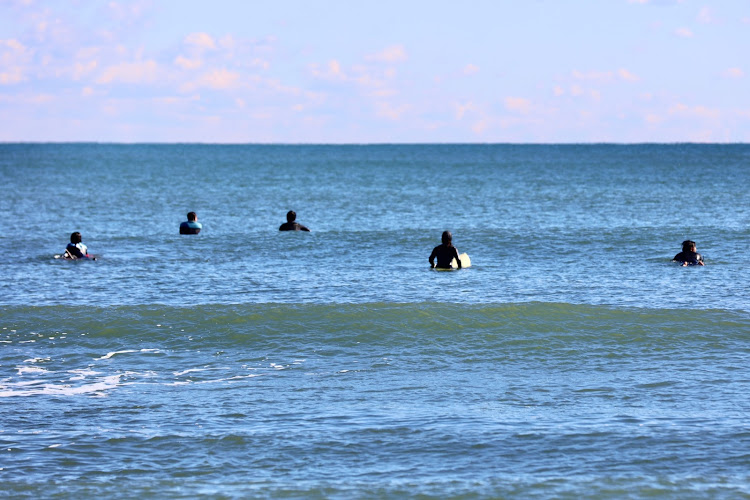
[1,144,749,498]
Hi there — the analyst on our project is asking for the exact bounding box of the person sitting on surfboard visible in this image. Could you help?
[279,210,310,232]
[429,231,461,269]
[65,232,94,260]
[179,212,202,235]
[673,240,704,266]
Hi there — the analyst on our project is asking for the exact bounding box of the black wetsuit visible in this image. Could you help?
[673,251,703,265]
[430,244,460,269]
[279,222,310,232]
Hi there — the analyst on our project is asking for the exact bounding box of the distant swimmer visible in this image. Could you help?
[430,231,461,269]
[673,239,705,266]
[279,210,310,232]
[179,212,202,235]
[64,232,95,260]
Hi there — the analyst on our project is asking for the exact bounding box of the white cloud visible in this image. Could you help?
[572,70,614,82]
[174,55,202,70]
[553,86,564,96]
[309,60,347,81]
[0,67,25,84]
[455,101,476,120]
[108,1,151,23]
[0,38,34,85]
[463,64,480,75]
[184,32,217,51]
[374,101,408,120]
[72,60,98,80]
[366,45,407,63]
[194,69,241,90]
[504,97,531,114]
[617,68,640,82]
[669,103,720,119]
[723,67,743,78]
[472,119,490,134]
[675,27,694,37]
[697,7,715,24]
[96,60,159,84]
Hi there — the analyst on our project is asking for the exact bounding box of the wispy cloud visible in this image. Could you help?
[96,60,160,84]
[0,38,33,84]
[669,102,720,119]
[723,67,743,78]
[505,97,531,114]
[617,68,640,82]
[184,32,217,51]
[366,45,407,63]
[463,64,480,75]
[675,27,694,38]
[697,7,715,24]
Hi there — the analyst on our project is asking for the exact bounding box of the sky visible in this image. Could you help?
[1,0,749,143]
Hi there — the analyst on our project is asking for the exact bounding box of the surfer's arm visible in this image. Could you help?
[453,248,461,269]
[428,249,436,268]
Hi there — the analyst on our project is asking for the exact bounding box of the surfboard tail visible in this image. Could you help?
[450,253,471,269]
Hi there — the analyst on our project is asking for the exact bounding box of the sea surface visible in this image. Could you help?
[1,143,749,498]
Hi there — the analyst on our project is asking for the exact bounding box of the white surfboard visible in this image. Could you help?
[450,253,471,269]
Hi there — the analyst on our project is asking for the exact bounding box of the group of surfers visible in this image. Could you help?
[64,210,706,268]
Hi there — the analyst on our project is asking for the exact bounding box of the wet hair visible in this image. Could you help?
[187,212,197,221]
[682,240,696,252]
[286,210,296,222]
[70,232,82,244]
[442,230,452,245]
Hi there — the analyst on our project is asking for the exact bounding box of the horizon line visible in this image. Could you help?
[2,141,749,146]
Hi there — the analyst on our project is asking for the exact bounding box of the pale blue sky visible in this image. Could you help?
[1,0,748,142]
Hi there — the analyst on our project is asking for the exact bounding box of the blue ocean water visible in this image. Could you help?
[1,144,750,498]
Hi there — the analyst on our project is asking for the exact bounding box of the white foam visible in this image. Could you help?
[96,348,161,360]
[173,367,225,376]
[23,357,51,364]
[17,366,48,375]
[0,374,123,398]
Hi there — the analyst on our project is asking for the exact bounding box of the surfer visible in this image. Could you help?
[429,231,461,269]
[179,212,202,235]
[673,240,704,266]
[279,210,310,232]
[65,232,95,260]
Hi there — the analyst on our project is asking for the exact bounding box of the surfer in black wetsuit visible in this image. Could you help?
[279,210,310,232]
[429,231,461,269]
[673,240,704,266]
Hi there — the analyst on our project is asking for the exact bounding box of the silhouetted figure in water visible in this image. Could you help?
[429,230,461,269]
[279,211,310,232]
[673,239,704,266]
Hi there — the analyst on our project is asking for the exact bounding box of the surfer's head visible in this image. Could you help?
[70,232,82,244]
[442,231,452,245]
[187,211,197,222]
[682,240,696,252]
[286,210,296,222]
